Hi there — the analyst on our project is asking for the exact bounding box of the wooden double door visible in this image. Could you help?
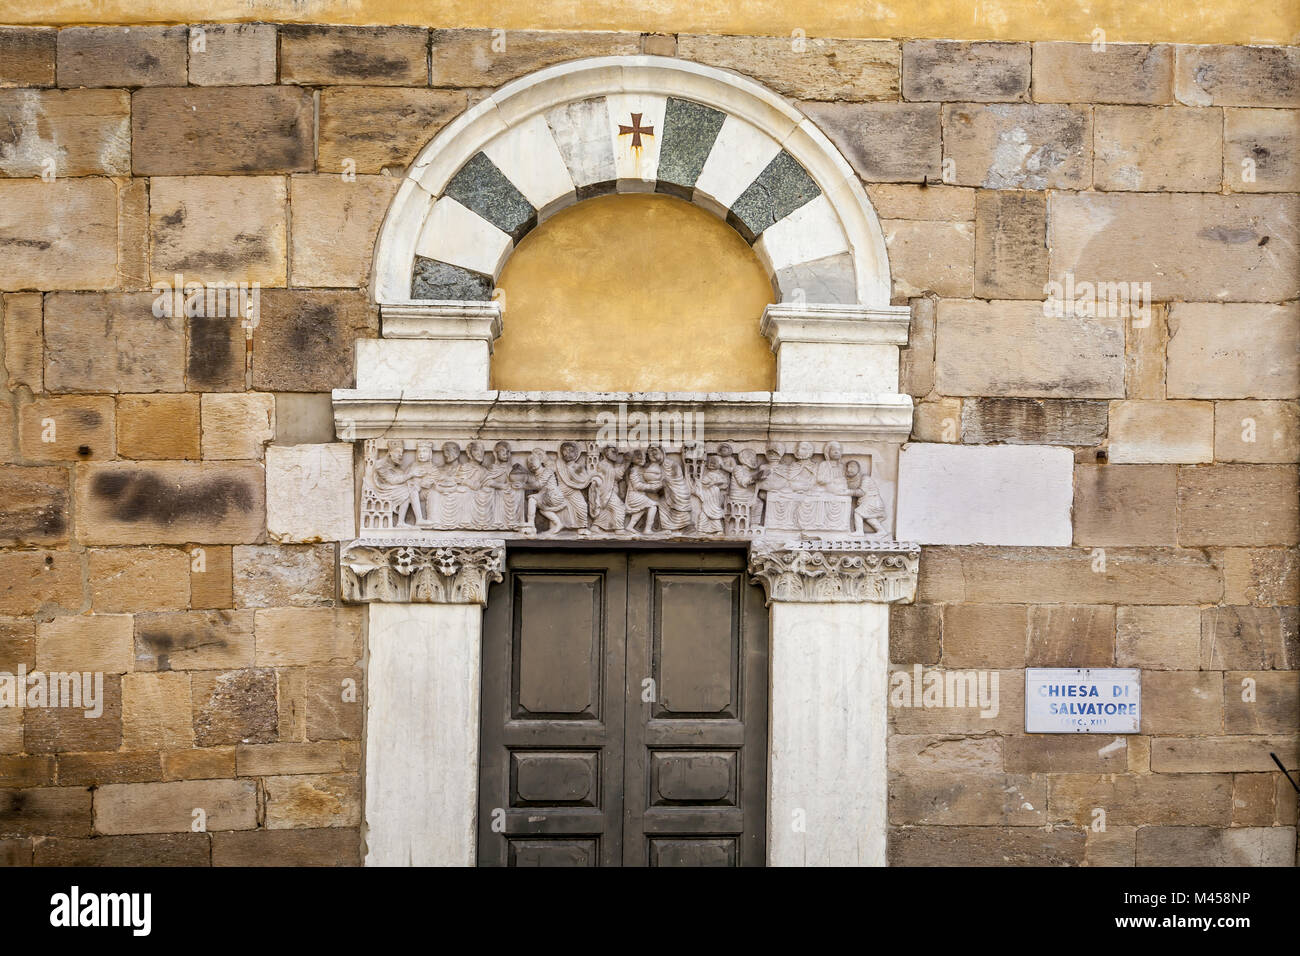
[478,550,769,866]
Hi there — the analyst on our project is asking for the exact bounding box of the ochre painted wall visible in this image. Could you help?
[4,0,1296,44]
[493,194,776,392]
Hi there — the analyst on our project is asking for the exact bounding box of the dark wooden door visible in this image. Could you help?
[478,550,768,866]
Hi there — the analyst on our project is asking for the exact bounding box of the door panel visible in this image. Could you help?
[479,550,767,867]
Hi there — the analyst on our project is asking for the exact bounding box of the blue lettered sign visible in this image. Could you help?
[1024,668,1141,733]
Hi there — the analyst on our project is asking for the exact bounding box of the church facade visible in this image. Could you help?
[0,1,1296,866]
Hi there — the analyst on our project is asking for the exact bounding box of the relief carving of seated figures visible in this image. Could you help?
[762,440,853,532]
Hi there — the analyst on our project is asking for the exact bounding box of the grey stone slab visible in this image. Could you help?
[774,253,858,304]
[411,257,494,300]
[655,96,727,199]
[728,150,821,243]
[443,151,537,243]
[962,398,1109,445]
[546,96,617,192]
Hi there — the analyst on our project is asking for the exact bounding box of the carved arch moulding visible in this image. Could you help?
[337,56,919,604]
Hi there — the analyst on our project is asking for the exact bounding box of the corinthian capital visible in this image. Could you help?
[341,537,505,605]
[747,539,920,605]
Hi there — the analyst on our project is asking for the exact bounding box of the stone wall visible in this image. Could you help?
[0,24,1296,866]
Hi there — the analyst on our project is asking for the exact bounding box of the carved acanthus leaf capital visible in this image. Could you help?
[747,539,920,605]
[341,537,505,605]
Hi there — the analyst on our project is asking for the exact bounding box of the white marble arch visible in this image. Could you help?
[371,55,898,311]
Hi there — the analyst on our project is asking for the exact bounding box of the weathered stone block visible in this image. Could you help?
[0,179,120,291]
[44,293,183,393]
[1225,108,1300,193]
[191,668,277,747]
[35,832,209,866]
[1026,605,1115,666]
[122,672,194,751]
[888,604,940,665]
[911,399,960,442]
[865,184,975,221]
[0,618,34,669]
[1166,303,1300,398]
[1178,464,1299,547]
[1049,195,1299,303]
[962,398,1106,446]
[0,28,55,87]
[318,88,467,173]
[677,35,899,101]
[289,175,400,288]
[18,396,114,462]
[188,23,277,86]
[232,544,335,608]
[189,544,233,610]
[1201,606,1297,670]
[1032,43,1173,104]
[0,754,54,788]
[94,779,257,834]
[56,26,187,88]
[212,826,360,866]
[899,296,936,399]
[1223,548,1300,606]
[251,291,376,391]
[1224,672,1299,734]
[889,771,1044,825]
[1084,826,1136,867]
[235,740,355,776]
[888,735,1001,774]
[149,176,287,287]
[902,41,1029,102]
[281,25,428,85]
[1136,826,1296,866]
[1005,735,1127,773]
[974,190,1046,298]
[255,607,362,667]
[888,668,1023,735]
[55,751,161,787]
[274,393,337,445]
[1107,400,1213,463]
[264,772,361,829]
[882,220,973,298]
[431,29,639,87]
[201,392,274,460]
[1093,106,1223,191]
[942,104,1090,189]
[941,604,1026,668]
[35,614,132,674]
[89,547,189,613]
[799,102,939,182]
[305,665,363,740]
[1215,401,1300,463]
[23,675,120,753]
[1141,671,1223,734]
[0,550,80,616]
[265,444,356,543]
[133,609,254,671]
[1175,45,1300,107]
[75,462,266,545]
[1049,773,1232,826]
[888,825,1084,866]
[116,394,200,460]
[0,786,91,837]
[1115,605,1201,670]
[186,316,244,392]
[133,87,313,176]
[0,90,130,177]
[161,746,235,781]
[3,293,42,391]
[935,300,1124,398]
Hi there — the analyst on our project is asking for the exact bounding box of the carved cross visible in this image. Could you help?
[619,113,655,147]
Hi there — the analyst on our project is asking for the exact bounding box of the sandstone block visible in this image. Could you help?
[149,176,287,287]
[962,399,1106,446]
[116,394,200,460]
[55,751,161,787]
[36,614,132,674]
[188,24,277,86]
[1214,401,1300,463]
[1026,605,1115,666]
[1225,108,1300,193]
[888,735,1002,774]
[1177,464,1299,547]
[282,25,428,85]
[35,832,209,866]
[1032,43,1173,104]
[75,461,266,545]
[0,786,91,837]
[89,547,189,612]
[3,293,42,391]
[974,190,1046,298]
[1107,400,1213,463]
[318,88,467,173]
[1115,606,1201,670]
[186,316,244,392]
[942,104,1090,189]
[161,746,235,781]
[289,175,400,288]
[232,544,335,608]
[1049,772,1232,826]
[212,826,360,866]
[305,666,364,740]
[56,26,187,88]
[0,550,80,615]
[1141,671,1223,734]
[910,400,960,442]
[431,29,639,87]
[0,754,54,788]
[1004,735,1128,773]
[0,179,120,292]
[265,444,355,544]
[121,672,194,751]
[1166,303,1300,398]
[865,184,975,221]
[189,545,233,610]
[236,740,355,776]
[44,292,183,393]
[1049,195,1299,303]
[0,89,130,177]
[134,609,254,671]
[191,668,277,746]
[799,102,939,182]
[1223,548,1300,606]
[1125,303,1169,400]
[94,778,257,834]
[18,396,114,462]
[1136,826,1296,866]
[1224,672,1299,733]
[888,604,940,665]
[201,392,274,460]
[255,607,361,667]
[1175,45,1300,107]
[1201,606,1297,670]
[902,41,1029,102]
[941,604,1026,668]
[251,291,376,391]
[1093,106,1223,191]
[936,300,1124,398]
[677,35,899,101]
[889,825,1084,866]
[264,772,361,829]
[889,771,1044,825]
[24,675,120,753]
[0,28,55,87]
[888,668,1023,735]
[882,220,973,298]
